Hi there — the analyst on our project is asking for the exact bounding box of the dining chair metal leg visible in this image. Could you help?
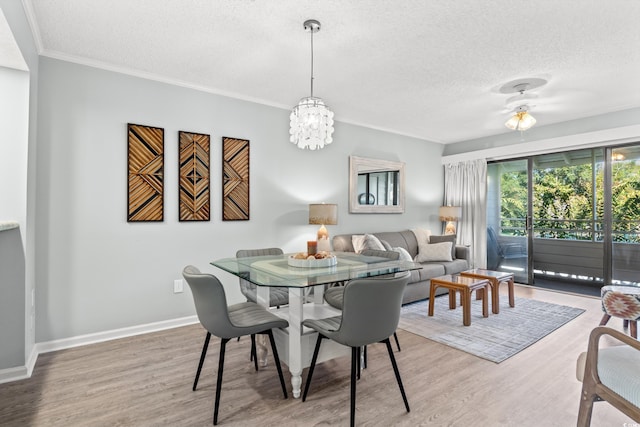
[385,338,410,413]
[266,330,288,398]
[302,334,324,402]
[357,346,361,380]
[213,338,230,425]
[193,332,211,391]
[393,331,401,352]
[250,334,258,371]
[350,346,357,427]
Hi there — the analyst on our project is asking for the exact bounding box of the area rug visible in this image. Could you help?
[398,296,585,363]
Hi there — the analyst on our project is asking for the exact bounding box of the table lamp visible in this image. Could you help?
[439,206,461,235]
[309,203,338,252]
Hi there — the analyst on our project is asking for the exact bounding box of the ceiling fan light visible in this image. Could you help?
[504,114,521,130]
[518,111,536,130]
[505,110,536,131]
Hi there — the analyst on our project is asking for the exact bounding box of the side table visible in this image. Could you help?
[460,268,515,314]
[428,274,490,326]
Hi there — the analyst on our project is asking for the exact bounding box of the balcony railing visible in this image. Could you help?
[500,218,640,243]
[493,218,640,286]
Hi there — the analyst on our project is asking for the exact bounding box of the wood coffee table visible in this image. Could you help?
[460,268,515,314]
[428,274,490,326]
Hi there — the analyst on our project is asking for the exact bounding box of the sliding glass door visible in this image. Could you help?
[610,145,640,286]
[531,149,604,288]
[488,143,640,291]
[487,160,531,284]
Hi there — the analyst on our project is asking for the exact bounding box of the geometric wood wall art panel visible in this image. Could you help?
[179,131,210,221]
[127,123,164,222]
[222,136,250,221]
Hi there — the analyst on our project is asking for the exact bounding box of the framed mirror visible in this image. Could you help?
[349,156,405,213]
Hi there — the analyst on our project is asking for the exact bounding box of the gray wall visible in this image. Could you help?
[0,65,28,370]
[0,227,25,368]
[35,57,445,343]
[0,0,39,371]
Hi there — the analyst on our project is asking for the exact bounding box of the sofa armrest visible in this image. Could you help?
[361,249,400,260]
[455,245,471,260]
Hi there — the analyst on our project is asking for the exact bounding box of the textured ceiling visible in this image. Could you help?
[23,0,640,144]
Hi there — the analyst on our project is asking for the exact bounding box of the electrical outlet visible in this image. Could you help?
[173,279,184,293]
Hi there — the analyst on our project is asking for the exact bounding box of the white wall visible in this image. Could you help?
[35,57,445,343]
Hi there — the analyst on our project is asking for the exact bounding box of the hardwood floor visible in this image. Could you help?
[0,285,634,426]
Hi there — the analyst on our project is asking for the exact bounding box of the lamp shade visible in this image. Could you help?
[309,204,338,225]
[439,206,461,221]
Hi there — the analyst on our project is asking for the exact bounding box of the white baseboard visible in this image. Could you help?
[0,365,28,385]
[0,315,199,384]
[26,345,38,377]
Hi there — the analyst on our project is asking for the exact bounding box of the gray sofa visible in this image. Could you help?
[332,230,471,305]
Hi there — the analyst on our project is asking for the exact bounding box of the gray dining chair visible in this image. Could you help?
[302,272,411,427]
[323,249,403,352]
[236,248,289,307]
[182,265,289,425]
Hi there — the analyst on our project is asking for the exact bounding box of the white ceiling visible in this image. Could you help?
[23,0,640,144]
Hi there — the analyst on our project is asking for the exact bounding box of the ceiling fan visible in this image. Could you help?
[499,78,547,131]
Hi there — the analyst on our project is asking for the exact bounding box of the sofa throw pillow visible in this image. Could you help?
[351,235,365,253]
[352,234,386,253]
[429,234,456,259]
[361,233,386,252]
[411,228,432,245]
[415,241,453,263]
[391,246,413,262]
[380,239,393,251]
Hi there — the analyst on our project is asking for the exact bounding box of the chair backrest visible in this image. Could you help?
[333,272,410,347]
[235,248,284,301]
[236,247,284,258]
[182,265,235,337]
[486,226,501,269]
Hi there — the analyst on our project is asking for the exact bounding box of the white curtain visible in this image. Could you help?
[444,159,487,268]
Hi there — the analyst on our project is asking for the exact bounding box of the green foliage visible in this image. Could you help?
[497,153,640,243]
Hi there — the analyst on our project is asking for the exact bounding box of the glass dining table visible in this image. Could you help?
[211,251,419,398]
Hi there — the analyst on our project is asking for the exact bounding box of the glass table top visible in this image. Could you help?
[211,252,420,288]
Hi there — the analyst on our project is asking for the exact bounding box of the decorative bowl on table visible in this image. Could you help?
[287,252,337,268]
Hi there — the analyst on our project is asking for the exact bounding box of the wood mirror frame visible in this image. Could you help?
[349,156,405,214]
